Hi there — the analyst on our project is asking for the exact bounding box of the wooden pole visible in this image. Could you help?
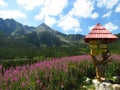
[91,55,112,82]
[89,41,112,82]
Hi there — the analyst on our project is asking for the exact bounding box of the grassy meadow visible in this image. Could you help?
[0,55,120,90]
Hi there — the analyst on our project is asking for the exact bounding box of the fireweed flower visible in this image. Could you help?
[0,66,2,71]
[0,55,119,89]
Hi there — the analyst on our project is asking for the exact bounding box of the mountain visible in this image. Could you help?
[35,23,54,32]
[109,33,120,54]
[0,18,119,49]
[0,18,119,59]
[0,18,35,37]
[0,18,85,47]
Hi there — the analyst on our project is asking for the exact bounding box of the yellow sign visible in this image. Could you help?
[89,44,98,49]
[90,49,99,55]
[99,44,107,49]
[89,41,108,55]
[89,40,99,44]
[100,49,108,52]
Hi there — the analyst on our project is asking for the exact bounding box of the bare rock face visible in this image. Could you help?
[93,79,120,90]
[112,84,120,90]
[93,79,112,90]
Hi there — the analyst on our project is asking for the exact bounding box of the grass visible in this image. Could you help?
[0,55,119,90]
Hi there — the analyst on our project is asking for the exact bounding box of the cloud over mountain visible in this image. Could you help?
[0,10,26,19]
[0,0,120,34]
[0,0,7,7]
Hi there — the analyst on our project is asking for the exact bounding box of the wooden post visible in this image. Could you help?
[91,55,112,81]
[89,40,112,82]
[84,23,117,82]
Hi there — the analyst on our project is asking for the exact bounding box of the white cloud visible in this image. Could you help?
[102,11,112,18]
[56,0,99,34]
[57,0,99,33]
[17,0,44,10]
[105,22,118,31]
[34,0,68,19]
[44,16,56,26]
[97,0,119,9]
[57,15,81,33]
[34,13,44,20]
[74,27,82,33]
[0,10,26,19]
[88,25,95,31]
[0,0,7,7]
[34,0,68,28]
[71,0,94,18]
[115,4,120,12]
[42,0,68,16]
[69,0,98,19]
[91,12,99,19]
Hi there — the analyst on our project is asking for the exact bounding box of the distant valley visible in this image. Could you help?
[0,18,120,59]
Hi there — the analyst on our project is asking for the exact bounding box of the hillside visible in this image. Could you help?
[0,18,35,37]
[0,18,119,59]
[0,18,85,47]
[109,33,120,54]
[0,18,88,59]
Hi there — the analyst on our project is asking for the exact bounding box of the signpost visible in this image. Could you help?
[84,23,117,82]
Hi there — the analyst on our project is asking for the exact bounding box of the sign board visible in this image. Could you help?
[89,41,108,55]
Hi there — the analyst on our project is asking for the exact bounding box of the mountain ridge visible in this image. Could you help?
[0,18,120,59]
[0,18,119,49]
[0,18,85,47]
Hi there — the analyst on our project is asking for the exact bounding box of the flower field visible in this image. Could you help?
[0,55,120,90]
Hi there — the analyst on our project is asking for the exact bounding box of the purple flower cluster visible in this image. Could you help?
[0,54,119,89]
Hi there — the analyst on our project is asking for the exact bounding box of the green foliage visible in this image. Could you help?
[0,46,89,60]
[37,31,61,47]
[0,58,38,70]
[0,18,120,61]
[108,33,120,54]
[0,18,85,47]
[23,32,40,47]
[106,61,120,78]
[0,55,120,90]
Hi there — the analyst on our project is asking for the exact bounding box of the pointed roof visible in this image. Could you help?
[84,23,118,43]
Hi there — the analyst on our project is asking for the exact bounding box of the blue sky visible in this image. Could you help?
[0,0,120,35]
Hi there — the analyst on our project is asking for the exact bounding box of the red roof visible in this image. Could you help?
[84,23,118,43]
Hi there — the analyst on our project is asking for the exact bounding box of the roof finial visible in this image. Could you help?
[97,23,101,26]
